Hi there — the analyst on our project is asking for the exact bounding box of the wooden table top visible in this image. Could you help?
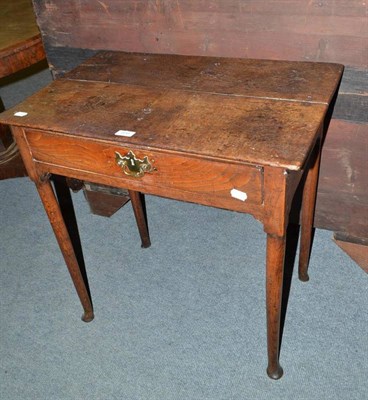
[0,51,343,170]
[0,0,45,78]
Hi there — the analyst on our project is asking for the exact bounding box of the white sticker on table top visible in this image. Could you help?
[114,130,136,137]
[14,111,28,117]
[230,188,248,202]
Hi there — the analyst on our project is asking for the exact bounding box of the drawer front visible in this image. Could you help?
[26,130,263,213]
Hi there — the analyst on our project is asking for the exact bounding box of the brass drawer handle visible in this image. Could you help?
[115,150,156,178]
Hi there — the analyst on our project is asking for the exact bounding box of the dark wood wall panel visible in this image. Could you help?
[334,67,367,123]
[34,0,367,67]
[316,120,368,238]
[32,0,368,240]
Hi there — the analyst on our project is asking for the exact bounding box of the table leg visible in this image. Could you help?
[266,234,285,380]
[129,190,151,248]
[298,144,321,282]
[36,176,94,322]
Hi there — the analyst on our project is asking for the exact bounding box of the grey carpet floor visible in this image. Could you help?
[0,68,367,399]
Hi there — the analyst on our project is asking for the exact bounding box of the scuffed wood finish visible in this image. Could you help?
[8,84,328,170]
[19,129,264,214]
[31,0,367,241]
[0,52,343,379]
[66,51,342,105]
[0,35,45,78]
[32,0,366,67]
[4,52,342,171]
[0,0,45,78]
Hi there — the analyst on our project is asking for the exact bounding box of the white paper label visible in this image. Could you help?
[14,111,28,117]
[114,130,136,137]
[230,188,248,201]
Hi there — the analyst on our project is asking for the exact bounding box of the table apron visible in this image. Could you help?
[25,129,264,216]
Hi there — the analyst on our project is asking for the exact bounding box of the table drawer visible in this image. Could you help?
[26,130,263,212]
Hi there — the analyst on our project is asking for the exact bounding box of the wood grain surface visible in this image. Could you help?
[2,53,341,171]
[0,0,45,78]
[32,0,367,67]
[3,52,343,378]
[30,0,366,241]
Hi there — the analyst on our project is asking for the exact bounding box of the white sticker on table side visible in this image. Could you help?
[230,188,248,202]
[114,130,136,137]
[14,111,28,117]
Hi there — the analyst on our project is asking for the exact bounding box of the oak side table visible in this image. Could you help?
[0,51,343,379]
